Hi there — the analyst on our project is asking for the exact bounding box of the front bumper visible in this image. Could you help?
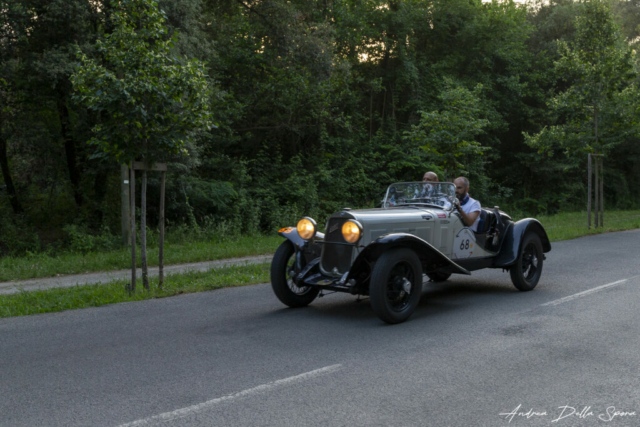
[295,258,359,294]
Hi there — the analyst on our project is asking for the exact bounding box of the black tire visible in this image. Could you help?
[369,248,423,324]
[427,272,451,282]
[509,233,544,291]
[270,240,320,307]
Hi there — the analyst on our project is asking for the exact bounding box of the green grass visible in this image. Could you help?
[0,234,281,282]
[521,209,640,242]
[0,262,271,318]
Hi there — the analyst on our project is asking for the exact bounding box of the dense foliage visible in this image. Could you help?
[1,0,640,255]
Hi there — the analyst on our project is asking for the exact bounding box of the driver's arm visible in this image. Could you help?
[456,205,480,227]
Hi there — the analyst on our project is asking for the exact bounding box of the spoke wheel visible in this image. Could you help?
[271,241,319,307]
[510,233,544,291]
[370,248,423,324]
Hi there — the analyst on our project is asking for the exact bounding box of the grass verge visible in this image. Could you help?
[527,209,640,242]
[0,262,270,318]
[0,234,281,282]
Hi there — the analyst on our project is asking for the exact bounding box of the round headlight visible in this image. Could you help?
[342,220,362,243]
[296,217,316,240]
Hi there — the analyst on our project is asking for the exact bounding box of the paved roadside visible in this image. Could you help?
[0,254,273,295]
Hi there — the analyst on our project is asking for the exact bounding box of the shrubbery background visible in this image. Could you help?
[2,0,640,255]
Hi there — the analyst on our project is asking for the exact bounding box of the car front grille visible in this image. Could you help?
[320,218,354,276]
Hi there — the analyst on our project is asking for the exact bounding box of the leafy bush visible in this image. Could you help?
[62,224,120,254]
[0,216,40,256]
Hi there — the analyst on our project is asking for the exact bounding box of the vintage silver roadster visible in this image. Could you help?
[270,182,551,324]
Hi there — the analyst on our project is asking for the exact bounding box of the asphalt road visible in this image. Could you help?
[1,229,639,427]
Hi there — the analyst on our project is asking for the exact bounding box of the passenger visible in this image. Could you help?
[453,177,481,231]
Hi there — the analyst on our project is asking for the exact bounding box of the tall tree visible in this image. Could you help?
[525,0,637,158]
[72,0,214,291]
[404,81,489,180]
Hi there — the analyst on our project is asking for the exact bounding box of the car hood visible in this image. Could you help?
[333,206,452,225]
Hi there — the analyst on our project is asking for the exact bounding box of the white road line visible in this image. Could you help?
[116,364,343,427]
[541,275,639,307]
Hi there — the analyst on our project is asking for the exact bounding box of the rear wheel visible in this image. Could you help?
[509,233,544,291]
[270,241,319,307]
[369,248,423,324]
[427,272,451,282]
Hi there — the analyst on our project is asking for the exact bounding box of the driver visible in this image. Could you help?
[417,171,439,198]
[422,172,438,182]
[453,177,481,231]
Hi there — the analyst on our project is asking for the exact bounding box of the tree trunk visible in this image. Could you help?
[141,170,149,290]
[130,166,136,293]
[599,157,604,227]
[593,106,598,228]
[594,154,599,228]
[587,154,591,229]
[159,171,166,289]
[121,165,131,246]
[57,95,83,207]
[0,135,23,214]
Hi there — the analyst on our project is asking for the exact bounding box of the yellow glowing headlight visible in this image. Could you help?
[342,220,362,243]
[296,217,316,240]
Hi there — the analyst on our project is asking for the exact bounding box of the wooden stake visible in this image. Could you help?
[587,154,591,229]
[594,155,599,228]
[141,170,149,290]
[159,170,166,289]
[121,165,131,246]
[599,157,604,227]
[130,166,136,293]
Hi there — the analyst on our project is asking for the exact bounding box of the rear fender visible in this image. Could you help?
[493,219,551,268]
[346,233,470,284]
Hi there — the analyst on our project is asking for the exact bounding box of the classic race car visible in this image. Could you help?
[270,182,551,324]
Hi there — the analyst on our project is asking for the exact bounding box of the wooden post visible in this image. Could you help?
[587,154,592,229]
[130,166,136,292]
[594,155,599,228]
[141,170,149,290]
[121,165,131,246]
[159,170,166,288]
[599,157,604,227]
[131,161,167,290]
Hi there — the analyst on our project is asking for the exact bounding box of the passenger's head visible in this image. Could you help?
[422,172,439,182]
[454,177,470,200]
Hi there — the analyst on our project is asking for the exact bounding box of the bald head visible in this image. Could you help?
[423,172,439,182]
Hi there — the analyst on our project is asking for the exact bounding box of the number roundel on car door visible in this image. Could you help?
[453,228,476,259]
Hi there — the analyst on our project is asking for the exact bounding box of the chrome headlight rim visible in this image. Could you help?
[341,219,363,244]
[296,217,317,240]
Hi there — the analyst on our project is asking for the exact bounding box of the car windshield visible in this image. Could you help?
[383,182,456,209]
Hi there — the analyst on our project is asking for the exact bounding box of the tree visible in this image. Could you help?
[525,0,637,158]
[72,0,214,291]
[404,81,489,180]
[0,78,24,214]
[524,0,638,219]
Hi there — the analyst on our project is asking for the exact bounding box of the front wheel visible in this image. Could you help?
[369,248,423,324]
[270,241,320,307]
[509,233,544,291]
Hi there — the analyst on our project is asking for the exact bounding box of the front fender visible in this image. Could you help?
[493,219,551,268]
[277,227,324,264]
[346,233,470,284]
